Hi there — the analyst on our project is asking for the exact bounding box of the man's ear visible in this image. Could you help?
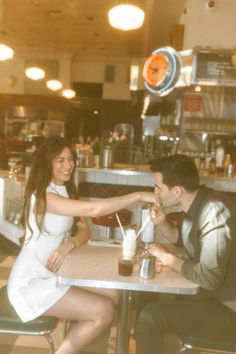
[172,185,183,198]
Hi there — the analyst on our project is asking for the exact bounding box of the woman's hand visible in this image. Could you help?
[139,192,157,204]
[46,242,73,272]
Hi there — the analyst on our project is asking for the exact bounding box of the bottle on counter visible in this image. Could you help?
[215,139,225,176]
[199,152,206,172]
[224,154,233,177]
[208,151,216,176]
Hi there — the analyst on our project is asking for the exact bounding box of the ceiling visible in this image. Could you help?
[0,0,185,61]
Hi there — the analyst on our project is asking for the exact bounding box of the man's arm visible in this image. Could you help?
[181,202,233,290]
[148,243,184,273]
[149,201,234,291]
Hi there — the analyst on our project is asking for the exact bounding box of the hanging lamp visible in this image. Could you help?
[108,4,145,31]
[0,43,14,61]
[25,67,45,81]
[46,79,63,91]
[62,89,76,99]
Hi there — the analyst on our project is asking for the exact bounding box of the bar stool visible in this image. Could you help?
[0,285,58,354]
[178,335,236,353]
[92,209,132,239]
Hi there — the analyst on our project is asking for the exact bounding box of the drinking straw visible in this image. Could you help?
[115,212,126,239]
[136,216,150,239]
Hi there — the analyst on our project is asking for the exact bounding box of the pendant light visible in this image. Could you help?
[0,0,14,60]
[62,89,76,99]
[0,43,14,61]
[25,67,45,81]
[46,79,63,91]
[108,4,145,31]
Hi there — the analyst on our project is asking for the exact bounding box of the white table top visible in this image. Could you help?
[57,245,199,295]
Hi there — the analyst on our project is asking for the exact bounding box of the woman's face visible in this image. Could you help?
[51,147,75,185]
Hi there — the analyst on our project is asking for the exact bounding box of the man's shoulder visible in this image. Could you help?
[201,186,234,209]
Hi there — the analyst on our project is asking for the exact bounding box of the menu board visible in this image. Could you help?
[192,50,236,86]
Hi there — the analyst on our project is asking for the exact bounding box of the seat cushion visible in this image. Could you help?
[0,286,58,333]
[180,335,236,352]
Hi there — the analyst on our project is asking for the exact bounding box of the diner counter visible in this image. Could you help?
[0,165,235,193]
[76,164,236,193]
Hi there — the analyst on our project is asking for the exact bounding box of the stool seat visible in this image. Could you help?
[0,313,58,333]
[179,335,236,353]
[92,209,132,227]
[92,209,132,239]
[0,285,58,353]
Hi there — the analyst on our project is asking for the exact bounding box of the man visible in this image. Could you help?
[135,154,236,354]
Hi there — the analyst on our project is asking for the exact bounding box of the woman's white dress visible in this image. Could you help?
[7,182,73,322]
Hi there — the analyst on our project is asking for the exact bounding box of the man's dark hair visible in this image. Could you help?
[150,154,200,191]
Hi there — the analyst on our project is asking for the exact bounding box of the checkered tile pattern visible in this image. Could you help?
[78,182,152,199]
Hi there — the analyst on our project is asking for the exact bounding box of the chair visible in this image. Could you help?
[178,335,236,353]
[0,285,58,354]
[92,209,132,239]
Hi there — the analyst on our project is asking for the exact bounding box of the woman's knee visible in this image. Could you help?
[108,289,120,306]
[95,298,115,327]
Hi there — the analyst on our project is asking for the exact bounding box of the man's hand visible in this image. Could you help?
[148,243,172,265]
[148,243,185,273]
[150,202,166,225]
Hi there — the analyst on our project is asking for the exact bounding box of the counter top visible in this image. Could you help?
[77,163,151,175]
[0,166,235,193]
[0,170,26,184]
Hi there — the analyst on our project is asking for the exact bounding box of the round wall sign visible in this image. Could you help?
[143,47,182,96]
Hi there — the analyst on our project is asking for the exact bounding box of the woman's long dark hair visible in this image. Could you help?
[21,137,78,241]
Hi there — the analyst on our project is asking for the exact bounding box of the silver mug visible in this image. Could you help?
[139,254,156,280]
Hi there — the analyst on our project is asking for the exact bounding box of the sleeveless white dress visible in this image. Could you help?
[7,182,73,322]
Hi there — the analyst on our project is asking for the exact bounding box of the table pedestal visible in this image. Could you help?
[115,290,132,354]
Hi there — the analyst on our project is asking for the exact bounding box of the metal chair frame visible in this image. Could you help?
[0,283,58,354]
[0,325,56,354]
[178,337,236,354]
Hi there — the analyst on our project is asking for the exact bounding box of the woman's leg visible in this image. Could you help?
[81,286,120,306]
[44,286,116,354]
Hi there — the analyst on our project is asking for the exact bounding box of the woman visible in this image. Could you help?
[7,137,156,354]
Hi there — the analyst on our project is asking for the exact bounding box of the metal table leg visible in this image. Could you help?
[115,290,132,354]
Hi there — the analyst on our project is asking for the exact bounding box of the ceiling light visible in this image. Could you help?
[62,89,76,99]
[25,67,45,80]
[46,79,63,91]
[0,44,14,61]
[108,4,145,31]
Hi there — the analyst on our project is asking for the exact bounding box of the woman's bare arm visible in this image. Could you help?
[73,217,91,246]
[46,217,90,272]
[46,191,157,217]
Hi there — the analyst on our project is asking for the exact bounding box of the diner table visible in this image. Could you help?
[57,244,199,354]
